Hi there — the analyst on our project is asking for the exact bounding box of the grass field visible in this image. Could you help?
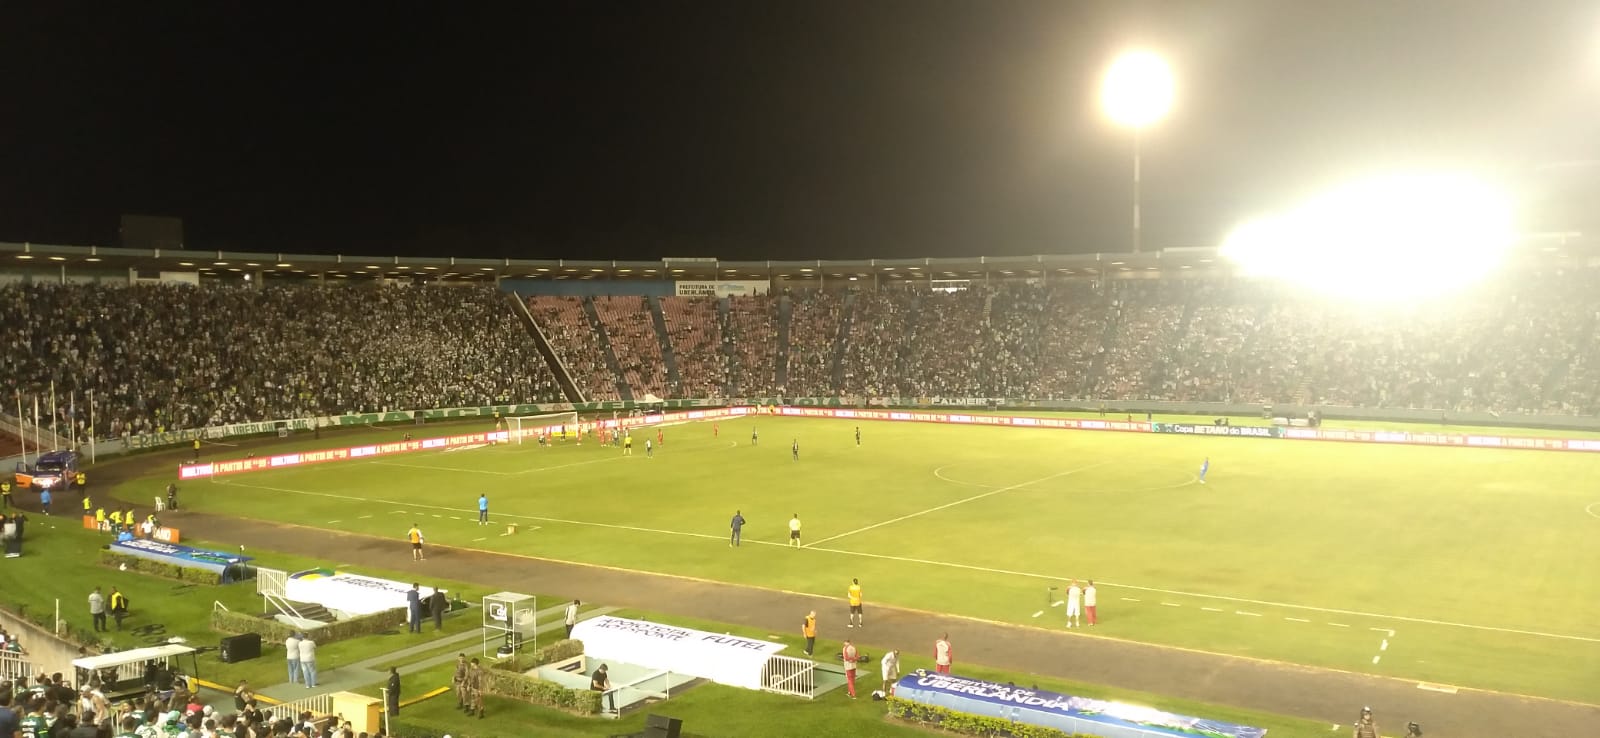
[3,493,1337,738]
[112,413,1600,704]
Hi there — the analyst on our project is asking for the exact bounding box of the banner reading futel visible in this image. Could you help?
[896,673,1266,738]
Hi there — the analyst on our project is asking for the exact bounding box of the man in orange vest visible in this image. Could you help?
[801,611,817,657]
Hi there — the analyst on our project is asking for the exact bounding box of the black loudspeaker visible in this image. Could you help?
[220,633,262,663]
[644,714,683,738]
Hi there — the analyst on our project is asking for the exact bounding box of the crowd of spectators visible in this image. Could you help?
[783,290,843,397]
[0,675,383,737]
[838,289,915,396]
[7,272,1599,439]
[721,295,778,396]
[526,295,620,401]
[591,296,670,399]
[659,297,725,399]
[0,283,562,439]
[899,288,992,397]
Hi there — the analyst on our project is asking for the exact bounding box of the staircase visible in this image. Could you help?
[507,293,585,403]
[829,292,856,392]
[582,297,635,402]
[982,291,995,325]
[1293,379,1314,406]
[647,297,682,394]
[775,295,794,393]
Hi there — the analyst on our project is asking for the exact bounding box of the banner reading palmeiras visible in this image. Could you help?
[896,673,1266,738]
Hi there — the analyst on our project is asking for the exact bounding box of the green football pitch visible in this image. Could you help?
[125,414,1600,704]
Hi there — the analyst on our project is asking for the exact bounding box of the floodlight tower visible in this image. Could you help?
[1101,51,1174,254]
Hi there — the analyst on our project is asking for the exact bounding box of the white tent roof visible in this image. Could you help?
[72,644,196,671]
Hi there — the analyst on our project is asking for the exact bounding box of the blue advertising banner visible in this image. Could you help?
[896,673,1266,738]
[111,539,254,584]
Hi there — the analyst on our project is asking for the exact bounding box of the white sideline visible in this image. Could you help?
[210,479,790,550]
[806,462,1110,548]
[209,478,1600,646]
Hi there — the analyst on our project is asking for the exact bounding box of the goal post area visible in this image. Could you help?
[507,411,580,444]
[506,407,744,444]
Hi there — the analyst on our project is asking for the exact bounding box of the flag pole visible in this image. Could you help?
[14,392,25,467]
[89,390,97,464]
[51,381,59,451]
[33,396,41,458]
[70,391,76,451]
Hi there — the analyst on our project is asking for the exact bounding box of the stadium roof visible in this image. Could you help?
[0,234,1588,283]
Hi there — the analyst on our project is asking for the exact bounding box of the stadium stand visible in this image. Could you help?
[6,271,1600,440]
[659,296,725,399]
[722,295,779,396]
[0,283,563,438]
[527,295,622,401]
[839,288,916,396]
[591,296,670,400]
[783,290,844,397]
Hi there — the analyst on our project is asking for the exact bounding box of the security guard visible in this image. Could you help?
[0,478,11,510]
[75,471,87,489]
[82,493,92,514]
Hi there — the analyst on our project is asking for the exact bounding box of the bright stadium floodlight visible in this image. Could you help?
[1101,50,1174,254]
[1220,173,1516,301]
[1101,51,1174,128]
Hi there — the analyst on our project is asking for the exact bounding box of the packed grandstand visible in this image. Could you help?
[3,262,1597,444]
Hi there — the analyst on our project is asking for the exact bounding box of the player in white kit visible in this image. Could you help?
[1065,580,1083,628]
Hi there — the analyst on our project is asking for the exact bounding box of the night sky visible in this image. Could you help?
[2,1,1597,261]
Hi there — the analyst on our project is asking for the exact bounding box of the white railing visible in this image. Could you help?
[266,692,334,722]
[604,668,673,718]
[264,593,309,623]
[0,651,33,684]
[257,567,288,598]
[760,654,817,699]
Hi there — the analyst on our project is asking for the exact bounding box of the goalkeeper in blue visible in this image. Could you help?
[1198,457,1209,485]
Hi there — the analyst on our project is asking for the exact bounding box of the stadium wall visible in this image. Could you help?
[53,396,1600,465]
[499,278,674,297]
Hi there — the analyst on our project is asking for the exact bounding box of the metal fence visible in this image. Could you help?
[0,651,33,685]
[266,691,334,723]
[760,654,816,699]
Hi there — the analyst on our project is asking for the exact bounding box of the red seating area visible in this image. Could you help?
[593,296,670,400]
[527,295,621,401]
[659,296,725,398]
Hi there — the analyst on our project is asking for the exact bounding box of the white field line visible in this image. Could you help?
[802,544,1600,645]
[369,460,507,475]
[1031,611,1044,619]
[808,462,1110,548]
[209,477,1600,646]
[933,464,1198,494]
[1200,607,1223,612]
[1160,602,1181,608]
[1286,617,1310,623]
[211,479,788,549]
[1236,611,1262,617]
[1585,501,1600,519]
